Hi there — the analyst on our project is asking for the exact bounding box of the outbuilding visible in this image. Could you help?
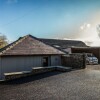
[0,35,65,80]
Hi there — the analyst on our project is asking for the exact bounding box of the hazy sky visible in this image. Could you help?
[0,0,100,44]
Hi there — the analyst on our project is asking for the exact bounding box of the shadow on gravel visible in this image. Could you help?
[1,71,63,85]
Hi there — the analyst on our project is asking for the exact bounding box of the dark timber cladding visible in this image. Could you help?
[71,47,100,63]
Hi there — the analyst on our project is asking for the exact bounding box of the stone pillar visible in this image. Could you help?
[82,53,86,69]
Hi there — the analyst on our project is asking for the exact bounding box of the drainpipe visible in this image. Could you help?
[0,57,2,80]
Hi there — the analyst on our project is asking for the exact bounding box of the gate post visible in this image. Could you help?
[83,53,86,69]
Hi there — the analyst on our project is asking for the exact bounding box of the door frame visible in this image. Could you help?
[42,56,51,67]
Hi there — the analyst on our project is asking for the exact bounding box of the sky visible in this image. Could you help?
[0,0,100,46]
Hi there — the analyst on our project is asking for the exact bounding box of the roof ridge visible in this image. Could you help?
[0,35,27,55]
[39,38,83,41]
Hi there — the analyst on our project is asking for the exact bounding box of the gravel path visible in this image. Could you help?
[0,65,100,100]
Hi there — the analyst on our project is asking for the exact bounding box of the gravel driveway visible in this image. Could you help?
[0,65,100,100]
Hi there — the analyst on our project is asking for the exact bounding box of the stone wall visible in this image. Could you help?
[4,66,71,81]
[71,47,100,63]
[61,53,86,69]
[5,67,55,81]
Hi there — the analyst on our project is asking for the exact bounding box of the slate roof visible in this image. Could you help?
[0,35,65,56]
[39,38,87,49]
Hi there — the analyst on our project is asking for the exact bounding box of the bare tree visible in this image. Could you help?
[0,34,8,48]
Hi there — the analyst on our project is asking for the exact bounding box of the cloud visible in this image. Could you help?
[6,0,18,4]
[80,26,84,30]
[54,11,100,46]
[59,22,100,46]
[80,23,91,30]
[87,24,91,28]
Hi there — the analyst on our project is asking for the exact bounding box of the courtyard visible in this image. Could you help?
[0,65,100,100]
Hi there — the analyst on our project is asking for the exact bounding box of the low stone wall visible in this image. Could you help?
[4,71,31,80]
[61,53,86,69]
[4,66,71,81]
[31,67,55,74]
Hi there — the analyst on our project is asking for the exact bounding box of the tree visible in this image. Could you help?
[0,35,8,48]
